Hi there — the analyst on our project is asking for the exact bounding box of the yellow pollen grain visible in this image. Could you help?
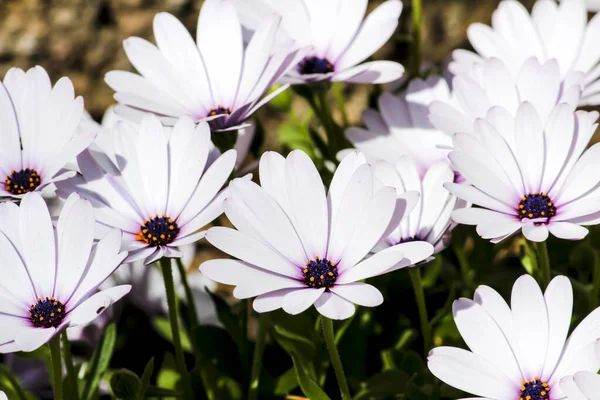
[57,308,62,312]
[160,234,165,239]
[310,277,315,282]
[169,225,174,230]
[303,268,308,273]
[320,275,324,279]
[328,272,333,276]
[528,213,534,218]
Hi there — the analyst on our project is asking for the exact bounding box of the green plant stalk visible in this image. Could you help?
[61,332,79,400]
[0,364,28,400]
[332,83,349,127]
[248,314,269,400]
[409,267,432,356]
[49,336,63,400]
[321,318,351,400]
[411,0,422,76]
[314,87,346,158]
[175,258,200,337]
[536,241,551,288]
[160,257,194,400]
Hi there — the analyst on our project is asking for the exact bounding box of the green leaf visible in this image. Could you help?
[151,317,192,353]
[271,325,317,380]
[291,355,331,400]
[274,368,298,395]
[353,370,411,400]
[206,291,243,348]
[81,323,117,400]
[137,358,154,400]
[110,369,141,400]
[519,237,538,275]
[157,352,179,391]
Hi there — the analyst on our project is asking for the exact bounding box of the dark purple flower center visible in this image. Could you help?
[30,297,66,328]
[299,57,335,75]
[519,377,550,400]
[517,193,556,220]
[303,257,338,289]
[5,168,41,195]
[136,214,180,246]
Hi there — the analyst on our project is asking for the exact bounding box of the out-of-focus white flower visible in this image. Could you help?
[57,115,236,265]
[0,193,129,353]
[450,0,600,106]
[106,0,306,131]
[560,347,600,399]
[345,76,453,175]
[447,102,600,243]
[429,275,600,399]
[201,150,433,320]
[233,0,405,85]
[0,66,94,199]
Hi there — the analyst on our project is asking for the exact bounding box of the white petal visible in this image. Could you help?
[522,221,549,242]
[13,327,56,353]
[335,1,402,69]
[19,193,56,298]
[314,292,355,320]
[281,288,325,315]
[330,283,383,307]
[252,289,297,313]
[573,371,600,400]
[511,274,548,378]
[332,61,404,84]
[451,298,521,383]
[514,102,544,194]
[285,150,328,258]
[559,375,588,400]
[205,227,300,278]
[427,347,517,398]
[68,285,131,326]
[547,222,589,240]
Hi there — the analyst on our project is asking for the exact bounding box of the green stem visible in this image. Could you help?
[314,87,346,157]
[321,318,351,400]
[248,314,269,400]
[49,336,63,400]
[591,250,600,311]
[0,364,28,400]
[176,258,200,336]
[332,83,349,127]
[409,268,432,356]
[61,332,79,400]
[160,257,193,400]
[411,0,422,76]
[536,241,551,288]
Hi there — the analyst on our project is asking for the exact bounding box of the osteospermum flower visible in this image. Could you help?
[372,159,459,254]
[105,0,306,131]
[447,102,600,242]
[0,66,94,199]
[233,0,405,84]
[430,57,581,137]
[344,76,453,172]
[428,275,600,400]
[200,150,433,320]
[56,114,236,265]
[0,192,129,353]
[449,0,600,106]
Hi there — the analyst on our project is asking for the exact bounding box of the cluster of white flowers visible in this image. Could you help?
[2,0,600,398]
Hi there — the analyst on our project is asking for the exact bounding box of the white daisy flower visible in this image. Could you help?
[105,0,306,131]
[0,66,95,199]
[449,0,600,106]
[0,192,129,353]
[428,274,600,400]
[430,57,581,138]
[233,0,405,85]
[344,76,453,173]
[200,150,433,320]
[56,114,237,265]
[446,102,600,243]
